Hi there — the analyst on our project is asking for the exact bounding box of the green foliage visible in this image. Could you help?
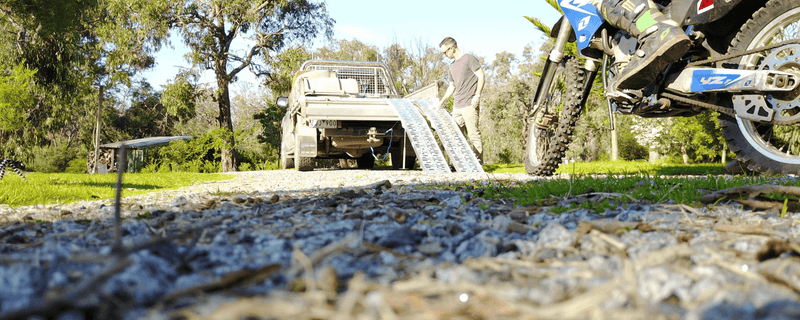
[27,142,74,173]
[161,75,197,121]
[0,172,233,208]
[143,128,233,173]
[115,81,175,139]
[314,39,381,62]
[481,174,781,207]
[484,160,725,176]
[774,124,800,155]
[0,63,37,131]
[266,46,312,98]
[253,104,283,157]
[618,126,648,161]
[65,149,91,174]
[662,110,726,162]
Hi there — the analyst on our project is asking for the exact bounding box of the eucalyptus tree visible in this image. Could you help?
[0,0,170,164]
[161,0,334,172]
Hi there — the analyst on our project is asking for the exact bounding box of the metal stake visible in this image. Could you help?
[114,144,127,252]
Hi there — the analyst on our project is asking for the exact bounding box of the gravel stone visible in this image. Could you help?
[1,170,799,319]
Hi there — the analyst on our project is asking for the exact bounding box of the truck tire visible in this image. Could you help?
[295,139,314,171]
[281,141,294,169]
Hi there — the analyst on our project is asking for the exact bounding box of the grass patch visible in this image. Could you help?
[481,174,798,207]
[0,172,233,208]
[484,160,725,176]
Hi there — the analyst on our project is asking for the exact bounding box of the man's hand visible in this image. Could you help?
[471,94,481,106]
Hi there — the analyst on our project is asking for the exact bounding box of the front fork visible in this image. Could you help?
[530,17,601,128]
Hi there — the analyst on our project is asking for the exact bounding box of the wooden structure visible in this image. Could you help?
[87,136,192,173]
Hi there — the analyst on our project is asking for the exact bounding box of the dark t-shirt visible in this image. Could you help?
[448,54,481,109]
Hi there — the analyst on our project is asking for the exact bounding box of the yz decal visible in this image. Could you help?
[700,76,728,86]
[560,0,598,16]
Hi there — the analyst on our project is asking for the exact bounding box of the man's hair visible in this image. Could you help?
[439,37,457,48]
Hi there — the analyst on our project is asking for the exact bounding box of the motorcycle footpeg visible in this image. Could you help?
[606,88,643,103]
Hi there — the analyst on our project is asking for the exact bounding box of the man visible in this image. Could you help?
[437,37,485,163]
[592,0,691,91]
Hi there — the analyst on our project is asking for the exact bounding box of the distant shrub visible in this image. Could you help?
[27,143,73,173]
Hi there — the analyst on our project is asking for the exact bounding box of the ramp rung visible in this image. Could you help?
[387,99,450,174]
[413,99,484,173]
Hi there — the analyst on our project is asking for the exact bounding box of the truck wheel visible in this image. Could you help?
[295,139,314,171]
[281,143,294,169]
[390,148,416,170]
[357,154,375,169]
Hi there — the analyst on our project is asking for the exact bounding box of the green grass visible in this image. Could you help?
[481,175,788,206]
[473,160,796,207]
[0,172,234,208]
[484,160,725,176]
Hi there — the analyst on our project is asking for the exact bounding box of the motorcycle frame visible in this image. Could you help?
[535,0,782,126]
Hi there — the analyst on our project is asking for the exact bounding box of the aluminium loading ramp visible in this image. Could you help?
[386,99,450,174]
[386,98,484,174]
[413,99,484,173]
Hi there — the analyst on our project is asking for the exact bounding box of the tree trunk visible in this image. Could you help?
[649,147,659,163]
[217,78,237,172]
[681,146,689,165]
[722,148,727,164]
[610,128,619,161]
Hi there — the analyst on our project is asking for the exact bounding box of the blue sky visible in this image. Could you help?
[140,0,562,90]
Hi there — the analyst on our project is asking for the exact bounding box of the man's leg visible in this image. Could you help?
[592,0,690,90]
[459,104,483,163]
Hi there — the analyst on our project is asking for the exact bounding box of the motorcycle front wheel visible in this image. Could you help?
[722,0,800,174]
[523,56,587,176]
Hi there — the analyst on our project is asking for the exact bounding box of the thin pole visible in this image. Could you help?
[114,144,127,251]
[92,86,104,174]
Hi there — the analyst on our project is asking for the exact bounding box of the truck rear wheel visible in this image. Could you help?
[295,139,314,171]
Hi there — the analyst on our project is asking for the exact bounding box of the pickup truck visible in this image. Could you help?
[276,60,417,171]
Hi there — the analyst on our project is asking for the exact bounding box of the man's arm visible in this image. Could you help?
[438,82,455,107]
[471,67,485,106]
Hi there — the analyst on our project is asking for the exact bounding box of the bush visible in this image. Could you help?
[618,130,648,161]
[27,143,73,173]
[63,148,90,173]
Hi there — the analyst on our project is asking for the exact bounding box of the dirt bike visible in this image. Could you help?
[524,0,800,175]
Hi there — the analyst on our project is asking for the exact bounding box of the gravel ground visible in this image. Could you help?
[2,169,800,319]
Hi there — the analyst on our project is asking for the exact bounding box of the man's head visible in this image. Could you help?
[439,37,457,60]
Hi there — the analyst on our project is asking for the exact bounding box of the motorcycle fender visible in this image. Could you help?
[296,121,318,157]
[556,0,605,51]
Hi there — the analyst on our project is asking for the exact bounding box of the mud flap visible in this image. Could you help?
[296,121,317,157]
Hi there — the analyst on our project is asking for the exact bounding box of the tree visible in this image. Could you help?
[0,0,169,166]
[165,0,334,172]
[265,45,312,98]
[0,63,36,132]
